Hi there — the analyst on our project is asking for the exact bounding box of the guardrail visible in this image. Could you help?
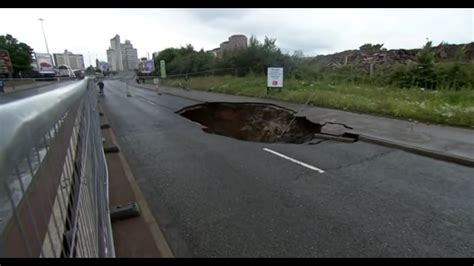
[134,67,252,81]
[0,77,115,257]
[165,67,251,78]
[132,67,252,89]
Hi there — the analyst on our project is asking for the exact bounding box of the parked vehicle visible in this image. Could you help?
[74,69,85,79]
[57,65,76,77]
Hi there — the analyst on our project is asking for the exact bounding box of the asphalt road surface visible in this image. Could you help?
[100,80,474,257]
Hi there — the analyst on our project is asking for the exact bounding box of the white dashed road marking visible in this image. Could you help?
[263,148,325,173]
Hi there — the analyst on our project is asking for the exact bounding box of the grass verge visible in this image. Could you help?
[161,75,474,128]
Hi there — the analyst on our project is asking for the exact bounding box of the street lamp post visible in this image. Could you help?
[38,18,50,55]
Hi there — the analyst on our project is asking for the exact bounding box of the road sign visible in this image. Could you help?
[160,60,166,78]
[267,67,283,88]
[0,49,13,74]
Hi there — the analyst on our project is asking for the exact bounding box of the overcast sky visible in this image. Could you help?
[0,8,472,66]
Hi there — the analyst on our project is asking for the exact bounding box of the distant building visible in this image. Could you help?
[210,48,221,58]
[209,34,248,59]
[228,35,248,50]
[220,41,229,51]
[107,35,123,71]
[121,40,139,71]
[53,50,85,70]
[106,34,138,71]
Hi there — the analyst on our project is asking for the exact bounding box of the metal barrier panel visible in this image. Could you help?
[0,77,115,257]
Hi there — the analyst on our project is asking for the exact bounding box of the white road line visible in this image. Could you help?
[263,148,325,173]
[143,99,157,106]
[135,96,157,106]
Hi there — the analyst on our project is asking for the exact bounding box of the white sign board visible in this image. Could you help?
[267,67,283,88]
[153,78,160,85]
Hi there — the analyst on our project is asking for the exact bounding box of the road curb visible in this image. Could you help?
[99,104,175,258]
[357,134,474,167]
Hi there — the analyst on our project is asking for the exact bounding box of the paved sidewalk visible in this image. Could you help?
[128,81,474,164]
[100,106,174,257]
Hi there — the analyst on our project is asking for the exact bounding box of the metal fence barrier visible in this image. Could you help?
[134,67,252,81]
[0,77,115,257]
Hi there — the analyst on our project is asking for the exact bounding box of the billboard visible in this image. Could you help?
[36,53,55,74]
[99,61,109,72]
[138,60,155,74]
[0,49,13,74]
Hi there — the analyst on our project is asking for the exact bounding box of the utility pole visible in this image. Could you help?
[38,18,50,54]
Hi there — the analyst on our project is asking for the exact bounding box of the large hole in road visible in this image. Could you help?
[176,102,354,144]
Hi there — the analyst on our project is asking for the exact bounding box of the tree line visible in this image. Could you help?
[2,32,472,90]
[153,36,473,90]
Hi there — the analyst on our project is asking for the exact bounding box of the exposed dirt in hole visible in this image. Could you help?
[176,102,324,144]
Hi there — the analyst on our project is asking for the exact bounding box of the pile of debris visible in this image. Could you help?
[311,42,474,72]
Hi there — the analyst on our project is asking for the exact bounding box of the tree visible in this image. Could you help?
[454,45,466,62]
[293,50,304,58]
[0,34,34,74]
[249,35,260,48]
[154,48,178,66]
[389,64,415,88]
[153,36,294,77]
[439,41,449,46]
[414,41,437,89]
[441,46,468,90]
[85,65,95,75]
[416,41,436,67]
[359,43,386,53]
[262,36,279,53]
[154,45,215,75]
[216,35,291,76]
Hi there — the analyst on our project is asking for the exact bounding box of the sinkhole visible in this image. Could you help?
[176,102,343,144]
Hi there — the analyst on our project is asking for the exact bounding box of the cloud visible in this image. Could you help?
[187,8,250,23]
[0,8,472,66]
